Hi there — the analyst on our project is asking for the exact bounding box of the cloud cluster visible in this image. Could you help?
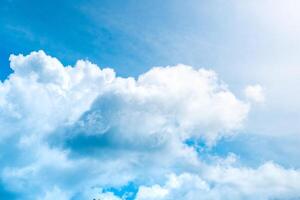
[0,51,299,200]
[136,162,300,200]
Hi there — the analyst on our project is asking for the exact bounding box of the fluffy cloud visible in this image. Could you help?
[67,63,250,152]
[0,51,115,142]
[136,162,300,200]
[1,51,299,200]
[1,51,248,142]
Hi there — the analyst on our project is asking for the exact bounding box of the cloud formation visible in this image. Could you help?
[136,162,300,200]
[0,51,299,199]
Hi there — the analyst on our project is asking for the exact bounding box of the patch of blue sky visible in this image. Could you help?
[0,181,18,200]
[103,182,138,200]
[186,133,300,169]
[1,0,271,83]
[0,0,171,79]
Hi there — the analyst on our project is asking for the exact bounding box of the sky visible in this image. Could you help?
[1,0,300,199]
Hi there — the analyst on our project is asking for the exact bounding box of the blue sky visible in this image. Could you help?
[2,0,291,80]
[1,0,300,199]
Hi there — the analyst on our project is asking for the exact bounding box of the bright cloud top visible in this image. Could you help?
[0,51,299,200]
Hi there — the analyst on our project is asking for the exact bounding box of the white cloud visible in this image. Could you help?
[136,185,169,200]
[136,162,300,200]
[136,173,209,200]
[0,51,115,141]
[1,51,248,143]
[244,84,265,103]
[72,64,249,147]
[37,187,71,200]
[1,50,292,200]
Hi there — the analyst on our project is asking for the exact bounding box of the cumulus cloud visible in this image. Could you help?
[136,162,300,200]
[0,51,298,200]
[69,64,250,150]
[244,84,265,103]
[0,51,115,142]
[1,51,248,142]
